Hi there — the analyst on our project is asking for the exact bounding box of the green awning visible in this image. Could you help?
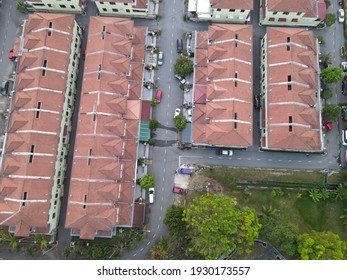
[139,121,150,142]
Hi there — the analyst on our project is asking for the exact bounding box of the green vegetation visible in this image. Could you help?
[139,174,155,190]
[174,57,194,77]
[16,1,28,13]
[147,138,156,145]
[174,114,187,131]
[297,231,346,260]
[321,66,344,83]
[325,13,336,27]
[316,35,325,44]
[149,119,159,131]
[183,193,261,259]
[164,205,187,237]
[322,104,341,121]
[321,89,333,99]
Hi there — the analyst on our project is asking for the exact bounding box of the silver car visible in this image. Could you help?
[158,51,163,66]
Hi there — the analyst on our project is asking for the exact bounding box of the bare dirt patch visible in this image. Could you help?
[188,172,223,194]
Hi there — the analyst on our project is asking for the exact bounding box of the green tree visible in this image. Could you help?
[150,238,168,260]
[316,35,325,44]
[174,57,194,77]
[260,214,299,258]
[319,53,331,68]
[35,234,48,250]
[16,1,28,13]
[151,99,157,106]
[149,119,159,131]
[308,188,323,202]
[174,114,187,131]
[321,67,343,83]
[183,193,261,259]
[164,206,187,237]
[297,231,346,260]
[324,13,336,27]
[139,174,155,190]
[321,89,333,99]
[322,104,341,121]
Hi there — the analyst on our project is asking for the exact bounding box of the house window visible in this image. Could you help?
[83,195,87,209]
[217,9,221,11]
[235,34,238,47]
[234,72,238,87]
[297,12,302,15]
[112,8,119,12]
[291,18,298,22]
[103,8,107,12]
[283,12,289,15]
[60,5,66,8]
[126,9,130,12]
[71,5,75,9]
[273,12,277,15]
[97,64,101,80]
[48,22,53,36]
[287,37,290,51]
[29,145,35,163]
[88,149,92,166]
[229,9,235,12]
[289,116,293,132]
[269,17,275,21]
[278,18,287,22]
[36,102,41,118]
[234,113,238,129]
[288,75,292,90]
[102,25,106,39]
[240,9,245,12]
[42,60,47,76]
[22,192,28,206]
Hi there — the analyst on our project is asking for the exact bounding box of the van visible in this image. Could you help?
[177,39,183,54]
[178,168,192,175]
[148,188,155,204]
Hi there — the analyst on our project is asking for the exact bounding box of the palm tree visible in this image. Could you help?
[6,234,18,249]
[320,189,330,200]
[261,205,279,217]
[308,189,322,202]
[35,235,48,250]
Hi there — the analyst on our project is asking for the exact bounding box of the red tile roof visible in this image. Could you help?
[263,27,322,151]
[192,24,253,147]
[267,0,323,18]
[211,0,253,10]
[0,13,77,236]
[65,17,146,239]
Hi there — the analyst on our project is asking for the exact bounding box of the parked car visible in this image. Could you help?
[174,108,181,118]
[148,188,155,204]
[322,119,333,131]
[172,186,186,195]
[174,74,187,85]
[187,108,192,116]
[157,51,163,66]
[177,39,183,53]
[341,106,347,121]
[216,149,233,156]
[1,80,9,96]
[8,49,14,61]
[342,80,347,95]
[338,9,345,23]
[342,130,347,146]
[155,89,162,103]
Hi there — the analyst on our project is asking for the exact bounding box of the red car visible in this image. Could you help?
[8,49,15,61]
[172,186,186,195]
[155,89,162,103]
[322,119,333,131]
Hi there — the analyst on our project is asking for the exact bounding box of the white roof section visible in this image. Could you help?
[189,0,211,15]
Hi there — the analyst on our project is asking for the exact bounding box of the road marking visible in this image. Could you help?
[147,242,151,246]
[161,196,163,201]
[218,157,222,159]
[209,156,213,158]
[157,224,160,229]
[164,158,166,163]
[140,248,144,252]
[160,206,163,211]
[163,167,166,172]
[278,159,283,162]
[165,149,167,155]
[288,160,292,162]
[162,187,164,191]
[247,158,251,161]
[298,160,302,163]
[237,157,242,160]
[318,161,322,163]
[257,158,261,161]
[159,216,162,221]
[153,234,156,238]
[308,161,312,163]
[268,159,273,161]
[133,253,137,256]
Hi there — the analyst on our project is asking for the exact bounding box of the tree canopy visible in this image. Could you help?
[183,193,261,260]
[174,57,194,77]
[321,67,343,84]
[139,174,155,190]
[260,213,299,258]
[322,104,341,121]
[174,114,187,131]
[324,13,336,27]
[297,231,346,260]
[164,205,187,237]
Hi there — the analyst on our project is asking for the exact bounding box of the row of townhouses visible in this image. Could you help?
[190,24,322,152]
[0,13,148,239]
[23,0,327,26]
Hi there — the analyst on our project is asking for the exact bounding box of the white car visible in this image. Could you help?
[338,9,345,23]
[157,51,163,66]
[342,130,347,146]
[149,188,155,204]
[174,108,181,118]
[174,75,187,85]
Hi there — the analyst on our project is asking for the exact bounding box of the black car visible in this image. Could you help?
[342,80,347,95]
[177,39,183,54]
[1,80,9,96]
